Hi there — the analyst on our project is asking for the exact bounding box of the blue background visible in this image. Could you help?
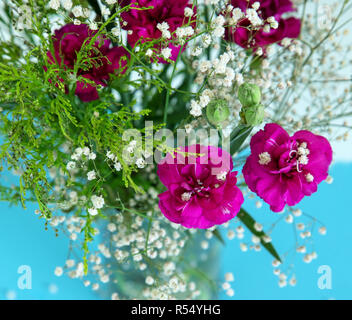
[0,163,351,300]
[220,162,352,300]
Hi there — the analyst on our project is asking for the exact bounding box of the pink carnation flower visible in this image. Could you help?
[47,24,129,102]
[157,145,244,229]
[243,123,333,212]
[225,0,301,49]
[120,0,196,62]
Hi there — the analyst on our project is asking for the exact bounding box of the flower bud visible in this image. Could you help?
[240,104,265,126]
[206,99,230,126]
[238,83,261,107]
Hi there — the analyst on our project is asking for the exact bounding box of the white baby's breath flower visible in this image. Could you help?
[82,147,90,156]
[225,272,234,282]
[89,22,98,31]
[226,288,235,297]
[107,223,117,232]
[62,0,73,10]
[213,26,225,38]
[101,6,111,16]
[71,153,80,161]
[49,0,60,10]
[87,170,97,181]
[54,267,63,277]
[111,27,121,37]
[91,195,105,209]
[111,293,119,300]
[252,1,260,10]
[145,276,155,285]
[246,8,262,26]
[114,162,122,171]
[88,152,96,160]
[161,47,172,60]
[190,100,202,117]
[146,49,153,57]
[66,161,76,170]
[88,207,98,216]
[230,8,244,25]
[72,5,83,17]
[184,7,193,17]
[157,22,171,39]
[191,46,202,56]
[136,158,146,169]
[319,226,327,235]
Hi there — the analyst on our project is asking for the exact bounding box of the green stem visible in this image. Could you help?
[163,44,185,125]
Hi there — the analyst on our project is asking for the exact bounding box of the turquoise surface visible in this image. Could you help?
[0,163,350,299]
[220,163,352,300]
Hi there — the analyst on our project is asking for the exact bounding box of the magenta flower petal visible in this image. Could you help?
[46,24,129,102]
[243,123,333,212]
[75,75,103,102]
[120,0,197,63]
[158,191,183,224]
[157,144,244,229]
[226,0,301,50]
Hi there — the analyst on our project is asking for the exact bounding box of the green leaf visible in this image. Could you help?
[238,208,282,263]
[230,124,253,155]
[212,229,225,245]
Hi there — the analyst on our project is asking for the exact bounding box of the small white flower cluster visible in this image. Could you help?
[184,7,193,18]
[107,142,147,171]
[157,22,171,39]
[271,260,297,288]
[65,180,207,299]
[210,15,226,38]
[50,214,87,243]
[49,0,60,11]
[143,277,200,300]
[221,272,235,297]
[47,3,90,25]
[62,0,73,11]
[246,8,263,27]
[189,89,213,117]
[66,147,96,175]
[101,5,111,16]
[106,150,122,172]
[189,48,244,118]
[89,22,98,31]
[227,7,244,26]
[105,0,117,5]
[266,16,279,30]
[88,195,105,216]
[161,47,172,60]
[111,25,121,38]
[57,190,87,211]
[87,170,96,181]
[72,5,90,18]
[175,26,195,45]
[103,218,192,297]
[190,34,212,57]
[69,146,96,165]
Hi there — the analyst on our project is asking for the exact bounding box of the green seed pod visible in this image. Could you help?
[206,99,230,126]
[238,83,261,107]
[240,104,265,126]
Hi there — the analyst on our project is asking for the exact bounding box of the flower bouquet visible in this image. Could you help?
[0,0,351,299]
